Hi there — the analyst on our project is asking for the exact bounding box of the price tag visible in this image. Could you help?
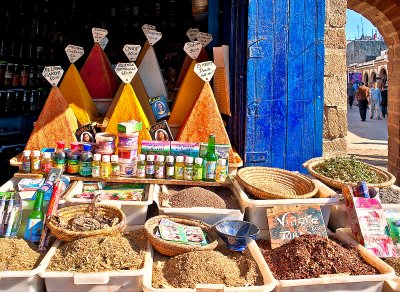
[142,24,156,36]
[99,37,109,50]
[186,28,199,41]
[194,61,216,82]
[184,41,202,59]
[115,62,138,83]
[123,44,142,62]
[92,27,108,43]
[145,29,162,46]
[43,66,64,87]
[65,45,84,64]
[196,32,213,47]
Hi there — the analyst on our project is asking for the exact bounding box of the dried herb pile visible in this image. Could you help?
[258,234,379,280]
[152,246,263,288]
[160,186,239,209]
[313,156,384,184]
[47,229,147,272]
[0,238,43,271]
[379,187,400,204]
[57,213,119,232]
[384,258,400,276]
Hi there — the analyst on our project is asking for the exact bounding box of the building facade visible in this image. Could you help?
[346,39,387,66]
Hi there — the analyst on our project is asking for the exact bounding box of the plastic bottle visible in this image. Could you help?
[67,142,81,174]
[53,141,66,172]
[30,150,41,174]
[165,156,175,179]
[22,150,31,173]
[136,154,146,178]
[24,182,53,243]
[216,158,227,183]
[79,144,93,177]
[92,154,101,178]
[184,156,194,181]
[110,155,121,178]
[101,155,112,179]
[174,156,185,180]
[193,157,203,181]
[40,152,52,174]
[202,134,218,181]
[145,155,155,179]
[155,155,165,179]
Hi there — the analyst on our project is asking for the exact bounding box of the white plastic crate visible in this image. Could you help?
[142,239,277,292]
[152,184,245,225]
[230,177,339,232]
[39,225,149,292]
[64,181,153,225]
[0,265,45,292]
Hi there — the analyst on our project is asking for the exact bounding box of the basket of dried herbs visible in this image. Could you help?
[303,156,395,189]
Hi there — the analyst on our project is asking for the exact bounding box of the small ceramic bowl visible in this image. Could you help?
[215,220,260,252]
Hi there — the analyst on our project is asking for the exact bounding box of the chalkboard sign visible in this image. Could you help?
[267,205,327,249]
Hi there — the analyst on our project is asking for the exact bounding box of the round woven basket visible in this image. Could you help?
[235,167,318,199]
[303,157,396,189]
[144,215,219,257]
[46,204,126,242]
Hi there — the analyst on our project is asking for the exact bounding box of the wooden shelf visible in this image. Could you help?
[13,172,231,187]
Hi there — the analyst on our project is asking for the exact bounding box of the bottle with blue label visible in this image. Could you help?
[24,182,52,243]
[79,144,93,177]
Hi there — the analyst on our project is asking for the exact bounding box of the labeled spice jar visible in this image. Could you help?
[184,156,194,181]
[174,156,184,180]
[155,155,165,179]
[165,155,175,179]
[53,141,66,172]
[67,142,81,175]
[101,155,112,179]
[136,154,146,178]
[146,155,155,179]
[79,144,93,177]
[216,158,227,183]
[193,157,203,181]
[110,155,121,178]
[92,154,101,178]
[31,150,41,174]
[41,152,52,174]
[22,150,31,174]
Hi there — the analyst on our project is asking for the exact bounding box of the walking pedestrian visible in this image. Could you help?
[355,82,370,122]
[347,82,355,109]
[369,82,382,120]
[381,84,388,118]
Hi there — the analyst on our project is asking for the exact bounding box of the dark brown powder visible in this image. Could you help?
[384,257,400,276]
[257,234,379,280]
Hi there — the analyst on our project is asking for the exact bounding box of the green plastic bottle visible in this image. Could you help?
[202,134,218,181]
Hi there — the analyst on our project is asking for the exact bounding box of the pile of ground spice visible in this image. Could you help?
[152,246,263,288]
[258,234,379,280]
[47,229,147,272]
[0,238,43,271]
[379,187,400,204]
[384,258,400,276]
[160,186,240,209]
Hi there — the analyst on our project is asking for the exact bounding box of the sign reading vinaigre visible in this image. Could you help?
[267,204,327,249]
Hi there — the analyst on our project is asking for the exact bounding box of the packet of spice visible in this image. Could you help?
[158,219,207,245]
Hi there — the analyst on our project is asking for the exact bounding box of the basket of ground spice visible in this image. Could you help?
[46,203,126,241]
[236,167,318,199]
[257,232,395,291]
[382,258,400,291]
[303,156,396,189]
[144,215,219,257]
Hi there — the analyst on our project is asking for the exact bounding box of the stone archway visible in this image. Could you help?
[370,71,377,84]
[364,72,369,84]
[379,67,388,87]
[346,0,400,179]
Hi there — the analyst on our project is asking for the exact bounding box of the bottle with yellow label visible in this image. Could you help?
[216,158,227,183]
[174,156,184,180]
[31,150,41,174]
[101,155,111,179]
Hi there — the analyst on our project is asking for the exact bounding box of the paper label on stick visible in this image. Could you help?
[92,27,108,43]
[145,29,162,46]
[194,61,216,82]
[65,45,84,64]
[115,62,138,83]
[184,41,202,59]
[99,37,109,50]
[142,24,156,36]
[186,28,199,41]
[123,44,142,62]
[43,66,64,87]
[197,32,213,47]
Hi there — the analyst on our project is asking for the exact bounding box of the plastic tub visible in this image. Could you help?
[39,225,149,292]
[65,181,153,225]
[142,239,277,292]
[153,184,245,225]
[118,132,139,147]
[230,177,339,232]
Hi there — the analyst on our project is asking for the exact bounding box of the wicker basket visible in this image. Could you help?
[235,167,318,200]
[144,215,219,257]
[46,204,126,242]
[303,157,396,189]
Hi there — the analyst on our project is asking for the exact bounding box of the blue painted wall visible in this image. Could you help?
[244,0,325,172]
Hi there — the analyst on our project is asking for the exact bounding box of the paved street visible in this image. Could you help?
[347,105,388,170]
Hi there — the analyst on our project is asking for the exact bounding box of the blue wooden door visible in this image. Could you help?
[244,0,325,171]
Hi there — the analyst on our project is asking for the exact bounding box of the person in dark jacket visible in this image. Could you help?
[347,82,355,109]
[356,82,370,122]
[381,85,388,118]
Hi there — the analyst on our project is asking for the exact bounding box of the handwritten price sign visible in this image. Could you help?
[115,62,138,83]
[123,44,142,62]
[92,27,108,43]
[145,29,162,46]
[196,32,213,47]
[43,66,64,87]
[142,24,156,36]
[194,61,216,82]
[186,28,199,41]
[65,45,84,64]
[183,41,202,59]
